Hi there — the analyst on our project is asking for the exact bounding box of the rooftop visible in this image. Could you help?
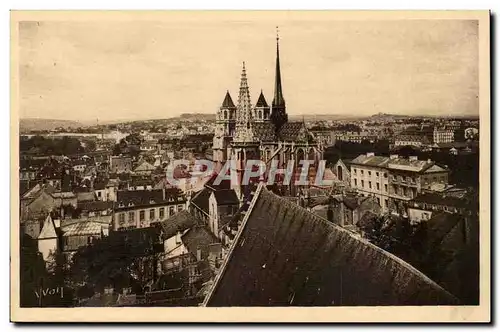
[204,184,457,306]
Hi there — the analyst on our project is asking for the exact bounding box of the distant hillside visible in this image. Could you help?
[20,118,83,132]
[177,113,215,121]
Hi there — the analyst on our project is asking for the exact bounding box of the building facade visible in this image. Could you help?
[350,153,449,214]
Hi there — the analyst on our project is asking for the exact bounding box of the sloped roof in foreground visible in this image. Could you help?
[203,184,458,306]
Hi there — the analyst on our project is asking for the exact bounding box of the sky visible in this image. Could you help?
[18,14,479,122]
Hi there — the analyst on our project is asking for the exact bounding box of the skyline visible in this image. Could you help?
[18,16,479,122]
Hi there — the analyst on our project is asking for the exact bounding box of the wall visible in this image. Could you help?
[114,202,186,230]
[38,238,58,262]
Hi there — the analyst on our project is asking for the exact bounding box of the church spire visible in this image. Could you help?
[237,61,252,124]
[271,26,288,132]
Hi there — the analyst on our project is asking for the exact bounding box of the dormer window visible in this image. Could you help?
[128,202,134,207]
[118,203,125,208]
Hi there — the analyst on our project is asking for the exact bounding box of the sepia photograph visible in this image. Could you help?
[10,10,490,322]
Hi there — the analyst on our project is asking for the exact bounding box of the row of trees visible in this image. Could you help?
[20,136,97,156]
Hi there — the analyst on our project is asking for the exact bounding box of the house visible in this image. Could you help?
[110,156,133,174]
[332,158,351,186]
[78,200,114,218]
[208,189,240,240]
[407,191,476,224]
[113,188,187,231]
[330,194,381,231]
[20,184,77,221]
[203,184,458,306]
[133,160,156,176]
[60,220,106,255]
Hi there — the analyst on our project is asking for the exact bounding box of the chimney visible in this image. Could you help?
[389,154,399,160]
[175,231,181,245]
[162,188,166,200]
[409,156,418,161]
[366,152,375,157]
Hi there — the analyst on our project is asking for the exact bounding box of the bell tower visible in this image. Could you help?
[213,90,236,162]
[253,90,271,123]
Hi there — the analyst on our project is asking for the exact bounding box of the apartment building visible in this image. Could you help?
[433,127,455,144]
[350,153,449,214]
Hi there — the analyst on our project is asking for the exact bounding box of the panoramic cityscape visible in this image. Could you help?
[17,17,480,309]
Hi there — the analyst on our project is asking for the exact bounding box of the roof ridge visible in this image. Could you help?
[202,183,264,306]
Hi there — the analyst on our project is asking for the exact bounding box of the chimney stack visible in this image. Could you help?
[390,154,399,160]
[366,152,375,157]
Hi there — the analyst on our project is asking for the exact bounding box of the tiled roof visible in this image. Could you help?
[387,159,434,173]
[412,192,467,208]
[278,122,309,142]
[252,122,276,142]
[76,191,95,202]
[181,225,219,260]
[255,91,269,108]
[61,220,103,237]
[204,185,458,306]
[51,191,77,199]
[424,164,447,173]
[116,188,183,207]
[159,210,201,240]
[350,155,390,167]
[78,200,113,212]
[191,188,211,215]
[213,189,239,206]
[221,91,236,109]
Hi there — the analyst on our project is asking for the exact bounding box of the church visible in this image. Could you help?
[212,30,324,199]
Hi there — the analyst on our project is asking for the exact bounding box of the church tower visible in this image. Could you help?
[270,27,288,133]
[253,90,271,123]
[213,91,236,162]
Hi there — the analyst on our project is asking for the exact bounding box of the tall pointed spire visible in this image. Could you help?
[237,61,252,124]
[271,26,288,133]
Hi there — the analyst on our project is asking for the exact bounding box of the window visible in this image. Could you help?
[150,209,155,220]
[376,172,379,177]
[368,171,371,176]
[377,197,380,204]
[385,199,389,207]
[376,183,380,190]
[169,206,175,216]
[354,179,357,186]
[353,168,357,174]
[119,213,125,224]
[159,207,165,219]
[97,191,101,197]
[368,181,372,189]
[139,210,145,221]
[361,170,364,175]
[384,173,388,178]
[128,211,135,222]
[178,204,184,211]
[384,184,388,192]
[361,180,365,188]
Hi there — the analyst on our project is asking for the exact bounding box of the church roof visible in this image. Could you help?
[252,122,277,142]
[203,184,458,306]
[221,91,236,109]
[278,122,311,142]
[255,91,269,108]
